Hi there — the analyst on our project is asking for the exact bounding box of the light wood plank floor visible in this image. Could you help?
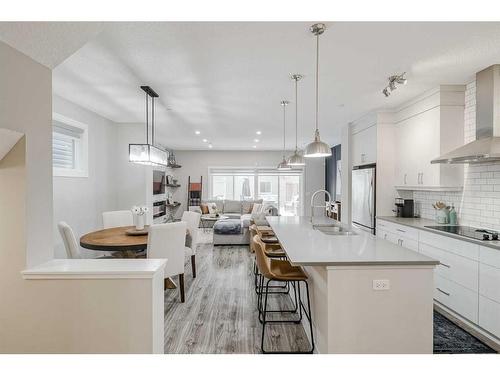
[163,231,310,353]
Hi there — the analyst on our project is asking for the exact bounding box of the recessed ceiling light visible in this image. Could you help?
[202,139,208,143]
[195,130,200,135]
[256,131,262,135]
[254,139,260,143]
[208,143,213,149]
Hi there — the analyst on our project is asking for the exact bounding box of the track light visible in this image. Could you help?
[382,72,407,98]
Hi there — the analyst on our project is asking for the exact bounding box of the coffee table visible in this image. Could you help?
[200,214,228,232]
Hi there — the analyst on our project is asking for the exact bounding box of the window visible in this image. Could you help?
[52,113,88,177]
[209,167,303,216]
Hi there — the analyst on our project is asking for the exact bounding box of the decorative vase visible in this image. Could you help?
[435,209,449,224]
[136,214,145,230]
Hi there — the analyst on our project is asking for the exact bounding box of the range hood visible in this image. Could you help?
[432,65,500,164]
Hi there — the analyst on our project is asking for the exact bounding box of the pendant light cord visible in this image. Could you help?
[282,102,286,158]
[145,92,149,144]
[152,96,155,146]
[315,33,319,132]
[295,78,298,151]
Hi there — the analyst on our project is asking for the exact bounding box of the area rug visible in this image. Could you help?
[434,312,496,354]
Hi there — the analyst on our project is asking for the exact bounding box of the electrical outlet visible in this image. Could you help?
[372,279,390,290]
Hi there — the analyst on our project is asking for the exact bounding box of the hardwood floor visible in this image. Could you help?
[163,231,310,353]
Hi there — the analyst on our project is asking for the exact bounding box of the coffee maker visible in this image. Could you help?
[395,198,414,218]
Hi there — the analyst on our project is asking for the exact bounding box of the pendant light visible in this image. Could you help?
[304,23,332,158]
[129,86,169,167]
[287,74,306,166]
[277,100,292,170]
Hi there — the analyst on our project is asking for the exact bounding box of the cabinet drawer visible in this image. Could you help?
[420,243,478,291]
[419,230,479,260]
[434,275,478,324]
[377,227,418,252]
[480,245,500,268]
[479,296,500,339]
[479,262,500,303]
[398,237,419,252]
[377,220,419,241]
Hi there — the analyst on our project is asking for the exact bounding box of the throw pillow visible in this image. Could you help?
[207,203,217,214]
[251,203,262,214]
[241,201,254,214]
[200,204,209,214]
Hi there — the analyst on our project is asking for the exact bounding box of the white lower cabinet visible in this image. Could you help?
[377,219,500,340]
[479,296,500,338]
[419,242,478,292]
[435,275,479,323]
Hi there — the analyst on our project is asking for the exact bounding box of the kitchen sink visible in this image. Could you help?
[313,225,358,236]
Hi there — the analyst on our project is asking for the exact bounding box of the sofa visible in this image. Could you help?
[189,199,278,245]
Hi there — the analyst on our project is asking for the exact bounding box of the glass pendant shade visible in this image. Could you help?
[288,150,305,166]
[129,144,169,166]
[277,157,292,170]
[304,129,332,158]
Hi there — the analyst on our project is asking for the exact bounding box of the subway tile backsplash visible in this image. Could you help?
[411,81,500,231]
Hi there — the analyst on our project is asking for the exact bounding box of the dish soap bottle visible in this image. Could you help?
[449,204,458,225]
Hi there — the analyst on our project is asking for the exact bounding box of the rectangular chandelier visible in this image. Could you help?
[129,144,169,166]
[129,85,169,167]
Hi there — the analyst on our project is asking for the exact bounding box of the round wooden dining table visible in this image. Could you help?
[80,226,148,258]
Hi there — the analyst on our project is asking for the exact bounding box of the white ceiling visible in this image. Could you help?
[4,22,500,151]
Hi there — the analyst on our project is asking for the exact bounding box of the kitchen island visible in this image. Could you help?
[267,215,439,354]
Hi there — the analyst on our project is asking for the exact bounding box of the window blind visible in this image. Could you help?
[52,121,83,170]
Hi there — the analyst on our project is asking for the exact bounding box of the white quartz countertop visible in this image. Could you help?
[377,216,500,250]
[22,259,167,279]
[267,216,438,267]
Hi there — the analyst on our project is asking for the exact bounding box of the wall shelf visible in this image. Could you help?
[395,185,463,192]
[167,164,182,169]
[165,184,181,188]
[166,202,181,208]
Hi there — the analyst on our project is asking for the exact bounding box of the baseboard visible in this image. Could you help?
[434,303,500,352]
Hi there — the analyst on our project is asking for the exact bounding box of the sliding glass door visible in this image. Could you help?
[209,167,303,216]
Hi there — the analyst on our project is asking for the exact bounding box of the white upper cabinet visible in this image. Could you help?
[394,86,465,191]
[351,115,377,167]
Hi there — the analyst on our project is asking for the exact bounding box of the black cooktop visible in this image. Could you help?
[424,225,499,241]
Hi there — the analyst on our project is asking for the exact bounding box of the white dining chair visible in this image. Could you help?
[181,210,201,279]
[102,210,134,229]
[58,221,82,259]
[147,221,188,303]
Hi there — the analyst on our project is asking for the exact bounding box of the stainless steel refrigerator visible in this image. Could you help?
[351,164,376,234]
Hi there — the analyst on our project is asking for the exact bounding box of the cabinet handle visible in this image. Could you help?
[396,229,406,233]
[384,234,387,240]
[420,173,424,185]
[418,173,421,184]
[404,174,407,185]
[436,288,450,296]
[439,262,451,268]
[361,153,366,163]
[400,239,404,246]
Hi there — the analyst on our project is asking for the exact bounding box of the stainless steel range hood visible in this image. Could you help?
[431,65,500,164]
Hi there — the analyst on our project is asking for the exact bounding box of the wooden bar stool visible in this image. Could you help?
[254,239,315,354]
[252,235,290,295]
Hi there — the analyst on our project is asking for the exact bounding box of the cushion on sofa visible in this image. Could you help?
[251,212,269,226]
[224,200,242,214]
[213,219,242,235]
[251,203,263,214]
[241,199,263,214]
[241,214,252,228]
[204,200,223,213]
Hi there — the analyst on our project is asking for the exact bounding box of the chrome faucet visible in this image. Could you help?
[310,189,332,223]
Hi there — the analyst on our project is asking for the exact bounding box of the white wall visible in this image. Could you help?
[52,95,119,258]
[0,41,59,351]
[114,123,152,219]
[171,150,325,217]
[0,41,53,267]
